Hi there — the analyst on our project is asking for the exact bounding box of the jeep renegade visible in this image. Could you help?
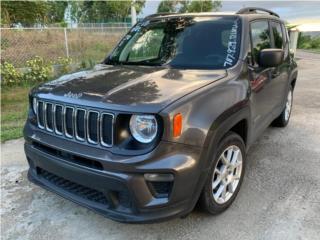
[24,8,298,223]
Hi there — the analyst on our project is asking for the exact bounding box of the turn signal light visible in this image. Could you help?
[173,113,182,137]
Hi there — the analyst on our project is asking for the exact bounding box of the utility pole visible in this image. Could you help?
[131,0,137,26]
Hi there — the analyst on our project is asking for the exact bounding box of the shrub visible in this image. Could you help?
[0,62,23,87]
[298,34,320,50]
[51,57,73,75]
[24,56,53,84]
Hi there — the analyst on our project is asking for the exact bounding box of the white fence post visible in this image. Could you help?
[64,28,70,58]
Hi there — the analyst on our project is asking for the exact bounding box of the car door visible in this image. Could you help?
[270,20,290,115]
[248,20,276,136]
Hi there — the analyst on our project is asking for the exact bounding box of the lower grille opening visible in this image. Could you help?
[32,142,103,171]
[147,181,173,198]
[37,168,109,205]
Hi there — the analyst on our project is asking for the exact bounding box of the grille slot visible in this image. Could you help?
[33,99,114,147]
[64,107,74,138]
[37,168,109,205]
[54,105,63,135]
[100,113,114,147]
[45,103,54,132]
[87,111,99,144]
[75,109,86,141]
[37,101,45,129]
[33,142,104,170]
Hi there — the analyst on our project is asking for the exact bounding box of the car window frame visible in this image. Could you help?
[249,19,273,67]
[281,22,290,60]
[270,20,285,49]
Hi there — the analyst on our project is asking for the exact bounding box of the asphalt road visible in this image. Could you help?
[1,51,320,240]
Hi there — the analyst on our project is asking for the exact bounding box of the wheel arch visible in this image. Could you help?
[289,68,298,90]
[201,101,251,170]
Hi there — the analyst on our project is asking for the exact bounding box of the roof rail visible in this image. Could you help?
[144,13,174,20]
[236,7,280,18]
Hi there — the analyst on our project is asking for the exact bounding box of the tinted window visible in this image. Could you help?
[250,21,271,63]
[107,16,242,70]
[281,23,290,59]
[271,21,284,48]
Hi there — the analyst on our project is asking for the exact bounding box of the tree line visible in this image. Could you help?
[1,0,146,27]
[1,0,221,27]
[157,0,221,13]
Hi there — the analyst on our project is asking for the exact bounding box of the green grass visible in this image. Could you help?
[1,86,30,142]
[308,48,320,54]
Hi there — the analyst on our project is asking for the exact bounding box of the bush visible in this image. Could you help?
[0,62,23,86]
[51,57,73,75]
[1,56,54,87]
[24,56,53,84]
[298,34,320,50]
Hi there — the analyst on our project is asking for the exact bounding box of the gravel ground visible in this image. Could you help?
[1,50,320,240]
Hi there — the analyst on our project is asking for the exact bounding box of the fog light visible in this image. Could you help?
[144,173,174,182]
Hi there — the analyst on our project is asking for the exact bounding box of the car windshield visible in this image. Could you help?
[106,16,241,70]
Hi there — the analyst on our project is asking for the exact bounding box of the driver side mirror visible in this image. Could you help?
[258,49,284,68]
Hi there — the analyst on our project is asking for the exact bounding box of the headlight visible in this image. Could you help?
[129,115,158,143]
[32,97,37,114]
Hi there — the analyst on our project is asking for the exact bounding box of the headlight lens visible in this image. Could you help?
[32,97,37,114]
[129,115,158,143]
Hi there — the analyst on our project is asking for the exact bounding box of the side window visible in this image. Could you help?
[271,21,284,49]
[250,21,272,65]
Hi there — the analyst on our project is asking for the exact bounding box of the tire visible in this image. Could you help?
[199,131,246,214]
[272,86,293,127]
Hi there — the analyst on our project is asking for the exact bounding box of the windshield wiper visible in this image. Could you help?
[121,58,163,66]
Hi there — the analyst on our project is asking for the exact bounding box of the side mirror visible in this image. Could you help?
[258,49,284,68]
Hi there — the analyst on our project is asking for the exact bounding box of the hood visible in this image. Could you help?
[34,64,227,113]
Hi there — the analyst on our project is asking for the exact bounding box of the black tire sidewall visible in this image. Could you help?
[200,131,246,214]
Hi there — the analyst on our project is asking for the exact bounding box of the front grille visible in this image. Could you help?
[35,100,114,147]
[37,168,109,205]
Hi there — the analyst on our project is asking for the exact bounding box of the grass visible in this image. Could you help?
[308,48,320,54]
[1,29,124,142]
[1,86,31,142]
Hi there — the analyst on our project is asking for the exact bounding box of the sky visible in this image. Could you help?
[140,0,320,31]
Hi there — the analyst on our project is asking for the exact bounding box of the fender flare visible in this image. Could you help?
[186,101,251,211]
[202,100,251,169]
[289,68,298,89]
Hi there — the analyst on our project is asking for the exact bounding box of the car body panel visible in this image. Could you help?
[24,12,298,223]
[33,64,226,113]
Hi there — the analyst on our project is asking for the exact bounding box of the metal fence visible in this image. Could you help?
[1,26,130,67]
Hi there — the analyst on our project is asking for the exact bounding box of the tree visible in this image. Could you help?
[1,1,68,27]
[70,0,146,23]
[157,0,221,14]
[1,1,48,27]
[186,0,214,12]
[47,1,69,24]
[157,0,177,13]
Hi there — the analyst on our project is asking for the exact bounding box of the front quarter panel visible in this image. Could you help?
[160,63,250,148]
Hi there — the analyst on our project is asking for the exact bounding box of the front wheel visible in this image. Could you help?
[199,132,246,214]
[272,86,293,127]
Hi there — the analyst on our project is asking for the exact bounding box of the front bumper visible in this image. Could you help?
[24,122,205,223]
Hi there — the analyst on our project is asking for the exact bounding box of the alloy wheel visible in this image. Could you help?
[212,145,243,204]
[284,90,293,122]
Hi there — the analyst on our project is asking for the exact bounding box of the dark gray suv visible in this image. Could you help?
[24,8,298,223]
